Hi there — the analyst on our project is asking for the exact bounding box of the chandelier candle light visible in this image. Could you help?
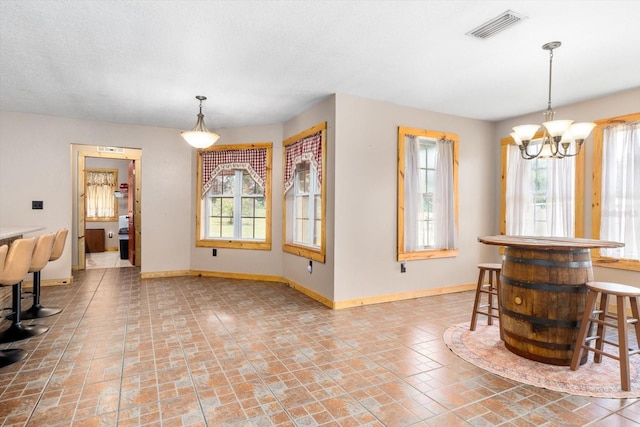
[181,95,220,149]
[510,42,596,160]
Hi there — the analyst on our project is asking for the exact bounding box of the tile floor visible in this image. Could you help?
[1,268,639,426]
[86,251,132,269]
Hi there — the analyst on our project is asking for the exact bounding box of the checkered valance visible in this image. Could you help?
[284,131,322,193]
[201,148,267,198]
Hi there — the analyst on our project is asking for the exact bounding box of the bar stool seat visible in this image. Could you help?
[470,263,503,339]
[21,228,67,319]
[0,236,49,343]
[0,245,27,368]
[570,281,640,391]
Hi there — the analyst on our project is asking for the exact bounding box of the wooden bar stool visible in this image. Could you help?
[0,237,49,343]
[22,228,67,319]
[0,245,28,368]
[470,263,502,338]
[570,281,640,391]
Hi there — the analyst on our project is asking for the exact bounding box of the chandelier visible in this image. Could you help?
[181,95,220,149]
[510,42,595,160]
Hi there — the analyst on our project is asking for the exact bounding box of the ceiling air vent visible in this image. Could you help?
[466,10,527,39]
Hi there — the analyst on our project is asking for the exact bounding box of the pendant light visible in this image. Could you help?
[181,95,220,149]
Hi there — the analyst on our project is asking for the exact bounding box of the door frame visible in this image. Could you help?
[72,144,142,270]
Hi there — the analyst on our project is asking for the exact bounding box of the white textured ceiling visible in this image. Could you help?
[1,1,639,131]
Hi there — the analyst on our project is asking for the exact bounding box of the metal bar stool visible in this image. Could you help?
[470,263,503,339]
[0,236,49,343]
[21,228,67,319]
[570,281,640,391]
[0,245,28,368]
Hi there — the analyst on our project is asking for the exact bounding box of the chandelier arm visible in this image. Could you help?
[520,138,547,160]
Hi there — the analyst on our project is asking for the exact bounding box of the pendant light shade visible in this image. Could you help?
[181,96,220,149]
[511,42,595,160]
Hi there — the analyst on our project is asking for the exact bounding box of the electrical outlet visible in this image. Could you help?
[307,260,313,274]
[212,248,217,256]
[400,262,406,273]
[32,200,43,209]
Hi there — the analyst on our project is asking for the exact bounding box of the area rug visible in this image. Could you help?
[443,322,640,398]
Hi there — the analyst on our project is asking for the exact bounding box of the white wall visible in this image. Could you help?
[282,96,336,300]
[333,94,498,302]
[3,89,634,302]
[0,111,194,279]
[189,123,285,277]
[494,88,640,286]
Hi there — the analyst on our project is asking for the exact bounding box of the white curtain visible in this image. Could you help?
[545,156,575,237]
[506,145,574,237]
[404,136,419,251]
[600,121,640,260]
[506,145,533,235]
[86,171,116,219]
[433,138,457,249]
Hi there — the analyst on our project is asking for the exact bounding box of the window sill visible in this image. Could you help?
[196,239,270,250]
[283,243,325,263]
[398,248,459,261]
[592,256,640,272]
[86,217,118,222]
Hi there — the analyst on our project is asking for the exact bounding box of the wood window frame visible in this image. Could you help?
[397,126,459,261]
[499,132,585,237]
[591,112,640,271]
[282,122,327,263]
[196,142,272,250]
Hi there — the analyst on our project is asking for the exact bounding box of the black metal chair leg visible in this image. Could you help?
[20,271,62,319]
[0,283,48,343]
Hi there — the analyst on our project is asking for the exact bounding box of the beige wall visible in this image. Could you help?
[2,88,636,302]
[188,123,285,277]
[0,111,194,280]
[494,88,640,287]
[333,94,498,302]
[282,96,336,300]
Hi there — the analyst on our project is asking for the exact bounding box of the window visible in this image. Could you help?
[592,113,640,270]
[205,169,266,240]
[500,133,584,237]
[85,168,118,222]
[283,122,326,262]
[293,162,321,247]
[397,127,458,261]
[196,143,272,250]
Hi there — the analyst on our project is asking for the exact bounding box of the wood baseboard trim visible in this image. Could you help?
[105,247,119,252]
[190,270,284,283]
[283,278,335,309]
[140,270,193,279]
[21,278,73,288]
[332,283,477,309]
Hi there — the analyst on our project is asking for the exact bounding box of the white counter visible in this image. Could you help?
[0,226,46,240]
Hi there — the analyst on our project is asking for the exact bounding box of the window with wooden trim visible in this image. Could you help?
[196,143,272,250]
[85,168,118,222]
[283,122,326,262]
[397,126,459,261]
[591,112,640,271]
[500,133,584,238]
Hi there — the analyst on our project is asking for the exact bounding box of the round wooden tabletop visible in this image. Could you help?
[478,235,624,250]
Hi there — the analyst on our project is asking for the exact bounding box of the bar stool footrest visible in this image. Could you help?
[20,305,63,319]
[0,323,48,343]
[0,349,28,368]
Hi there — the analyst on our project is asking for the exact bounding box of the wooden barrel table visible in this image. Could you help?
[478,236,624,366]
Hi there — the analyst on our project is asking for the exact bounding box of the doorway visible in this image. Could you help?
[72,144,142,270]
